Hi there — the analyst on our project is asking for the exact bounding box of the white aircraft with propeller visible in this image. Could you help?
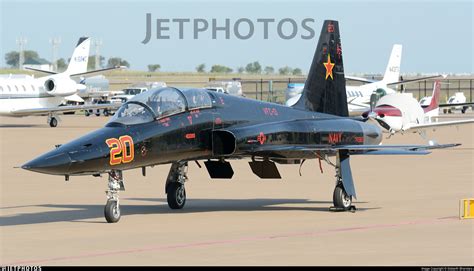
[363,80,474,136]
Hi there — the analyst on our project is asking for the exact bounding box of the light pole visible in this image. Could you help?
[16,37,27,70]
[50,37,61,72]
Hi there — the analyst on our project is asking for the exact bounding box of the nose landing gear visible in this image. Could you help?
[165,162,188,210]
[104,170,125,223]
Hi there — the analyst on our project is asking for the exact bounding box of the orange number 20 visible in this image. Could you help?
[105,135,134,165]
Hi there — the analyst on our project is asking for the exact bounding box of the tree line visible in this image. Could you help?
[4,51,303,75]
[4,50,130,71]
[193,61,303,75]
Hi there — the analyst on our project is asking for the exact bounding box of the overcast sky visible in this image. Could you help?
[1,0,472,74]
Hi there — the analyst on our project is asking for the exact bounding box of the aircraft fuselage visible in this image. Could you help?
[23,89,382,176]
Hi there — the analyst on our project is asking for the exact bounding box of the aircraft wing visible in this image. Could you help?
[386,75,443,86]
[438,102,474,108]
[246,143,459,157]
[25,65,124,77]
[10,103,121,116]
[404,119,474,132]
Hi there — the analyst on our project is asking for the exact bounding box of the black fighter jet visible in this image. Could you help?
[22,20,459,223]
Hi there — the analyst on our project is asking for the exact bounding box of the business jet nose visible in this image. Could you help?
[22,150,72,175]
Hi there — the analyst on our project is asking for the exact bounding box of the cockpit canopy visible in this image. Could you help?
[108,87,212,125]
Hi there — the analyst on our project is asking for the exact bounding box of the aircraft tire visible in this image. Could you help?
[104,200,121,223]
[333,185,352,210]
[49,118,58,128]
[167,182,186,209]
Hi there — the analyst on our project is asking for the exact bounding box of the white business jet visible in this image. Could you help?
[0,37,119,127]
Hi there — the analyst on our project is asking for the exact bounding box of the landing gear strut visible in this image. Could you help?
[104,170,125,223]
[323,151,356,212]
[165,162,188,209]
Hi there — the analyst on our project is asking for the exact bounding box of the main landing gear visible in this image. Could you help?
[333,175,352,210]
[104,170,125,223]
[318,151,356,212]
[47,114,58,127]
[165,162,188,209]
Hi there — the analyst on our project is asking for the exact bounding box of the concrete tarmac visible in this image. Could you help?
[0,115,473,265]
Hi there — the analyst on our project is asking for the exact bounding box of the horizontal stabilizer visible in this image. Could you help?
[24,67,58,75]
[69,66,125,77]
[345,75,375,84]
[386,75,443,86]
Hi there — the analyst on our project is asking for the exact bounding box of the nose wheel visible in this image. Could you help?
[167,182,186,209]
[165,162,188,210]
[104,199,121,223]
[104,170,125,223]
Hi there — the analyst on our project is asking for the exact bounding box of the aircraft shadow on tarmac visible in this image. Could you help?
[0,124,43,128]
[0,198,378,226]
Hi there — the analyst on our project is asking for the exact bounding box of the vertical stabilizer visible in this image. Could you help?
[381,44,402,84]
[65,37,90,75]
[292,20,348,117]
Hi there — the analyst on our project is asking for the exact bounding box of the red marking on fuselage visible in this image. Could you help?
[185,133,196,139]
[190,109,200,117]
[374,105,402,117]
[262,107,278,116]
[257,132,267,145]
[355,137,364,143]
[328,132,342,144]
[159,117,171,127]
[327,22,334,33]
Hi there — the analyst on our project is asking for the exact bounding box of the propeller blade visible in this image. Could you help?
[370,93,377,112]
[375,118,391,131]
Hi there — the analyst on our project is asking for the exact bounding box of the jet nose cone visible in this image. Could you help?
[22,151,72,175]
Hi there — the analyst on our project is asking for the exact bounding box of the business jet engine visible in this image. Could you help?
[44,77,85,97]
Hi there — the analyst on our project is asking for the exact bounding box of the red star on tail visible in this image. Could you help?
[323,54,335,80]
